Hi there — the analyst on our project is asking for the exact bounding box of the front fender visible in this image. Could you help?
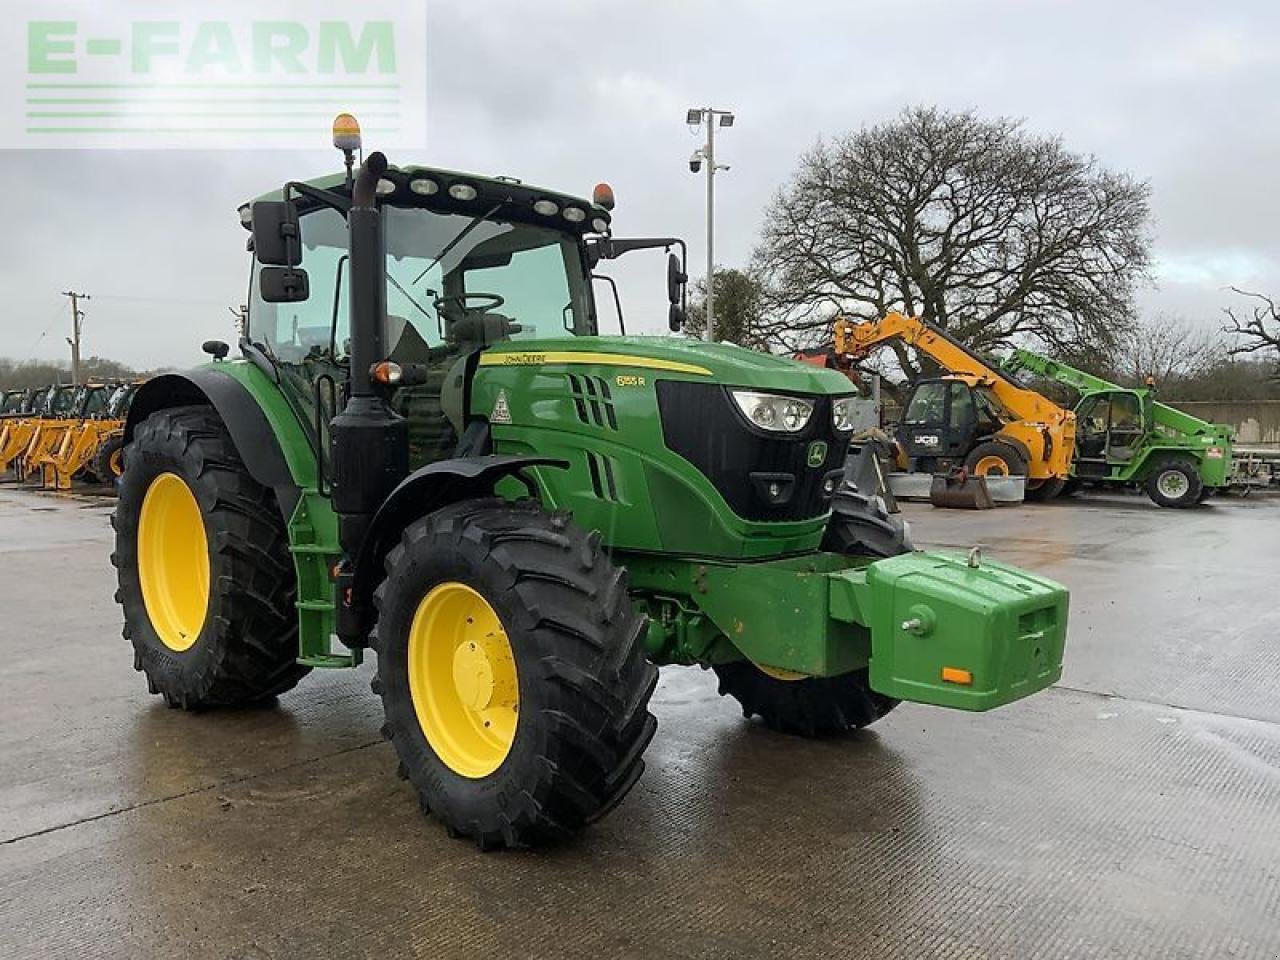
[350,455,568,608]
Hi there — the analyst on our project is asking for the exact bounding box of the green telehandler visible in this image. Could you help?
[111,116,1068,848]
[1000,348,1233,508]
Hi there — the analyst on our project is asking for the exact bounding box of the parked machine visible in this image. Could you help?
[0,385,73,476]
[832,313,1077,500]
[1000,348,1233,508]
[35,380,140,490]
[17,383,110,482]
[110,116,1068,848]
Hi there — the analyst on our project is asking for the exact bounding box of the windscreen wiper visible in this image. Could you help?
[411,203,504,285]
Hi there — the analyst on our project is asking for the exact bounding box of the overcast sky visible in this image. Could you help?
[2,0,1278,370]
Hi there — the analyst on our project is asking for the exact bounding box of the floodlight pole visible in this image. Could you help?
[690,107,733,342]
[704,116,716,343]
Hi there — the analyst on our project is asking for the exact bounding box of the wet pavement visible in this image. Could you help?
[1,484,1278,959]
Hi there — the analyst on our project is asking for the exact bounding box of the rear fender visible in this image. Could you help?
[125,369,304,518]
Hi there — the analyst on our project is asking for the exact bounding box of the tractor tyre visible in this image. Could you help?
[93,434,126,486]
[821,489,913,559]
[1024,476,1067,502]
[370,498,658,849]
[712,492,908,737]
[112,405,309,708]
[964,440,1028,480]
[1146,460,1203,508]
[1059,477,1082,498]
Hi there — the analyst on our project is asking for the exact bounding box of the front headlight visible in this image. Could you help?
[832,396,859,432]
[731,390,814,433]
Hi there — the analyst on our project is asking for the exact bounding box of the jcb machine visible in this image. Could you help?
[112,117,1068,848]
[17,383,110,482]
[833,313,1077,500]
[0,384,74,476]
[36,380,140,490]
[1001,348,1233,508]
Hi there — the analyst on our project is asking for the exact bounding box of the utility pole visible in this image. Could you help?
[62,290,90,386]
[686,107,735,342]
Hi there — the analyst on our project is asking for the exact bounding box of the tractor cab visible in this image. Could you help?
[105,382,141,419]
[896,374,1012,468]
[42,385,76,418]
[244,123,684,476]
[1072,388,1151,474]
[0,391,22,415]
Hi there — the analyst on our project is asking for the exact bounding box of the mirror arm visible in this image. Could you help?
[592,236,685,261]
[284,181,352,215]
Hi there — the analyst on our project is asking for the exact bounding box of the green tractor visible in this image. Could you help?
[1000,348,1234,508]
[112,118,1068,848]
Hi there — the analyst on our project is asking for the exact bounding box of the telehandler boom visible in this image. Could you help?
[832,313,1076,498]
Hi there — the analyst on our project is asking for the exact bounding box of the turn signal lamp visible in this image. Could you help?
[592,182,616,210]
[941,667,973,686]
[371,361,403,385]
[333,113,362,152]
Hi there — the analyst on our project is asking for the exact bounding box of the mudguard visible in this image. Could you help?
[124,369,303,517]
[350,454,569,608]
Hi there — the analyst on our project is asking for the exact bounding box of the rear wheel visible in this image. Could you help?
[112,405,309,708]
[1146,460,1202,508]
[371,498,658,849]
[1024,476,1067,501]
[712,492,908,736]
[964,440,1028,480]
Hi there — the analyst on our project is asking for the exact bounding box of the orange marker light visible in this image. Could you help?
[333,113,362,151]
[371,361,402,385]
[941,667,973,686]
[592,182,616,210]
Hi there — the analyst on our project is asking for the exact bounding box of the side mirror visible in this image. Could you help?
[260,266,310,303]
[667,252,687,304]
[668,303,686,331]
[251,200,302,266]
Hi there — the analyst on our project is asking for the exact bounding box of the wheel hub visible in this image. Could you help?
[137,472,209,652]
[973,455,1010,477]
[408,582,519,779]
[1158,471,1188,498]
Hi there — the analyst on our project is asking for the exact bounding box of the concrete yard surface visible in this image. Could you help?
[1,486,1278,959]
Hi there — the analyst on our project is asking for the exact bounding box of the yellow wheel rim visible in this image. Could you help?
[138,472,209,652]
[973,455,1010,477]
[109,448,124,477]
[408,582,519,779]
[756,662,808,682]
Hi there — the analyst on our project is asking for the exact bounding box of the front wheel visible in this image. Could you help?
[712,491,908,736]
[371,499,658,849]
[1146,460,1203,508]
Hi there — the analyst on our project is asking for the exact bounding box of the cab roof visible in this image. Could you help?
[246,164,612,236]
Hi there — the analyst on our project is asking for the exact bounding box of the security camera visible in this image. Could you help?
[689,151,702,174]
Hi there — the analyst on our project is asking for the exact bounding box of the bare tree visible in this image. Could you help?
[684,268,771,350]
[1224,288,1280,364]
[752,106,1152,371]
[1114,315,1225,384]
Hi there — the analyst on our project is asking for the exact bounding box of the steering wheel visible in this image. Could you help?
[433,292,505,314]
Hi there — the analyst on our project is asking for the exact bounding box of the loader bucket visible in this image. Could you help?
[929,468,995,510]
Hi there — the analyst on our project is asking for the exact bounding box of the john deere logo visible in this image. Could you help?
[807,441,828,468]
